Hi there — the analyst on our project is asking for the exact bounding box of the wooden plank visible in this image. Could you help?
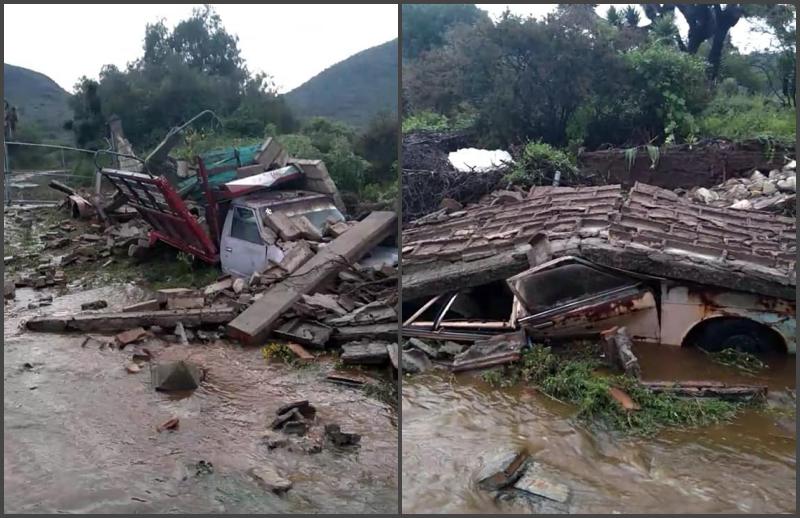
[26,307,237,333]
[227,211,396,345]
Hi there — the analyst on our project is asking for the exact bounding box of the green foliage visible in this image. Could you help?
[484,346,751,436]
[261,342,298,366]
[357,112,399,185]
[505,141,577,188]
[4,63,74,143]
[66,6,295,151]
[323,136,370,194]
[605,6,622,27]
[702,347,768,374]
[622,6,641,28]
[402,111,451,132]
[698,93,796,141]
[622,44,710,143]
[401,4,489,59]
[363,380,398,408]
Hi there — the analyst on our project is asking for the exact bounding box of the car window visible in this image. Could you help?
[231,207,264,245]
[511,263,634,314]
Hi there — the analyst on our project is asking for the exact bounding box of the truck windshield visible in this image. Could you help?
[231,207,264,245]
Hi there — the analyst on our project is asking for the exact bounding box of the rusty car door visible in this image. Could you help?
[508,256,660,341]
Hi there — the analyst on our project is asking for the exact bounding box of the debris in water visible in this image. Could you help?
[324,424,361,447]
[157,417,180,432]
[151,361,203,391]
[251,465,292,493]
[81,300,108,311]
[477,450,530,491]
[512,461,570,503]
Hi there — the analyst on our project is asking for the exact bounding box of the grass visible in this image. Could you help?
[363,379,398,408]
[482,345,754,436]
[261,342,299,366]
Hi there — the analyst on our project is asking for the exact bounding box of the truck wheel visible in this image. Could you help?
[689,318,784,354]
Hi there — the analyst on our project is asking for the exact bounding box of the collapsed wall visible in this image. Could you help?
[578,139,794,190]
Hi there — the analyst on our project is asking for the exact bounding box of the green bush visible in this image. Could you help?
[505,140,577,188]
[402,110,451,132]
[698,93,796,141]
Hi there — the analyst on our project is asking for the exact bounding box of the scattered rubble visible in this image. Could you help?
[156,417,180,432]
[683,158,796,216]
[250,466,292,494]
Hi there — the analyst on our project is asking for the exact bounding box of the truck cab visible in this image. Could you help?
[219,190,345,277]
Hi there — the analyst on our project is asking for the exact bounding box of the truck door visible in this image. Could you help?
[507,256,660,341]
[220,206,267,277]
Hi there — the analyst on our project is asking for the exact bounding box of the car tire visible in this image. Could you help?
[691,318,782,354]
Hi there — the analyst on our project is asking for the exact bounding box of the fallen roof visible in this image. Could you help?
[402,183,796,300]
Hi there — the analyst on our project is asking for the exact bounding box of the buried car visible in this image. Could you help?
[403,255,796,354]
[401,183,796,355]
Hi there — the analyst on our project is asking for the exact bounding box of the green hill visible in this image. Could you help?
[4,63,73,143]
[285,40,397,129]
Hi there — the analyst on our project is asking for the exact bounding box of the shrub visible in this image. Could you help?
[505,140,577,188]
[698,93,796,141]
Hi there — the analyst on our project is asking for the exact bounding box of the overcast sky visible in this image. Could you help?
[476,4,774,52]
[4,4,398,93]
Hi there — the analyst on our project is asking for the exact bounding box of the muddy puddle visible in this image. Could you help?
[4,284,398,513]
[402,343,796,514]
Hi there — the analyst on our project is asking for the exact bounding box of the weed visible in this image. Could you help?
[363,380,398,408]
[701,347,768,374]
[483,345,752,436]
[261,342,297,366]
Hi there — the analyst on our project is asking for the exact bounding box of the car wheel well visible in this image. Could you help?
[682,316,786,354]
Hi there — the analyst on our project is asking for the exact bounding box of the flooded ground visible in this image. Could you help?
[4,282,398,513]
[402,343,796,514]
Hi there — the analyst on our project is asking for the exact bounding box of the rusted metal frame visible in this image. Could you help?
[403,294,443,326]
[518,284,646,327]
[152,175,219,262]
[197,158,221,245]
[400,326,497,342]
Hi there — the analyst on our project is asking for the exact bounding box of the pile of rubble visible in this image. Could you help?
[685,159,796,215]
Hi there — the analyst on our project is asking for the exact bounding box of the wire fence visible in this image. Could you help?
[3,141,120,205]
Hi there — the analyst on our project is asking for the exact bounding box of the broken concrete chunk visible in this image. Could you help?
[402,348,433,374]
[232,278,246,294]
[282,420,308,436]
[327,221,351,238]
[293,215,323,241]
[275,240,315,276]
[274,318,332,349]
[324,424,361,447]
[270,407,304,430]
[301,293,347,315]
[126,362,142,374]
[513,462,570,503]
[158,288,204,310]
[477,450,530,491]
[227,211,396,345]
[157,417,180,432]
[151,360,203,391]
[174,322,189,345]
[115,327,149,347]
[452,331,525,372]
[276,400,317,419]
[251,465,292,494]
[81,300,108,311]
[261,430,289,449]
[326,301,396,326]
[340,340,391,366]
[286,342,315,362]
[202,278,234,297]
[264,212,302,241]
[255,137,288,169]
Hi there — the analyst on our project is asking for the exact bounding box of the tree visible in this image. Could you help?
[401,4,489,60]
[643,4,745,79]
[66,6,295,150]
[622,5,641,28]
[606,6,622,27]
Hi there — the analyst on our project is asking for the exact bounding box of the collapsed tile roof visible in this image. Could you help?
[402,183,796,301]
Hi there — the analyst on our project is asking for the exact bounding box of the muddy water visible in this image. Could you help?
[402,343,796,514]
[4,284,397,513]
